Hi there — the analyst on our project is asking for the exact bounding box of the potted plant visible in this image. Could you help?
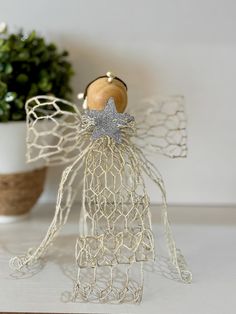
[0,23,74,222]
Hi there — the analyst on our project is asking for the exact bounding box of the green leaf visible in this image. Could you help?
[1,42,10,52]
[5,63,12,74]
[30,56,40,65]
[16,73,28,84]
[48,43,56,51]
[39,69,48,78]
[0,100,10,122]
[0,51,9,62]
[28,83,38,96]
[13,40,24,50]
[27,30,36,42]
[15,98,24,109]
[39,77,52,92]
[0,81,7,97]
[17,50,30,60]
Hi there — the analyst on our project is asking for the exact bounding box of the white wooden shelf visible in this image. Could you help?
[0,204,235,313]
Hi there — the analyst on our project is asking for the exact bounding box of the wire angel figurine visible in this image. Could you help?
[10,72,192,303]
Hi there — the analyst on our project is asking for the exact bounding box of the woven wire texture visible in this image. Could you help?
[9,95,192,304]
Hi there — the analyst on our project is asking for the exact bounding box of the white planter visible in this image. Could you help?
[0,121,44,173]
[0,121,46,223]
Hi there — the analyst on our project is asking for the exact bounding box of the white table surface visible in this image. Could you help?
[0,204,235,314]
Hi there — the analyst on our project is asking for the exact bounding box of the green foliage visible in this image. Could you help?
[0,28,74,122]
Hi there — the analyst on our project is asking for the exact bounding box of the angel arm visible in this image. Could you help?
[135,147,192,283]
[9,143,93,271]
[26,96,84,166]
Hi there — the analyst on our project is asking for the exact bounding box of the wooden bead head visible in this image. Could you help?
[86,76,128,113]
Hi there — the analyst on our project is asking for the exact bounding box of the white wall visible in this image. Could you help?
[1,0,236,205]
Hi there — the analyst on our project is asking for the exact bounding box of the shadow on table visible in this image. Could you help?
[2,230,191,284]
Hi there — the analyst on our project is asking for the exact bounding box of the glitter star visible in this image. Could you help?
[87,97,134,143]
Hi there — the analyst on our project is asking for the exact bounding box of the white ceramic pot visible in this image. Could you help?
[0,122,46,223]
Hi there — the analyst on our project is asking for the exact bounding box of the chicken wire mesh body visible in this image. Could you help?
[73,136,154,303]
[9,95,192,304]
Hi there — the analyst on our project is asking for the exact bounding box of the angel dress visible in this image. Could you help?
[9,95,192,304]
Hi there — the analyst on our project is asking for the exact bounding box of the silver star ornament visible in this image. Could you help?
[86,97,134,143]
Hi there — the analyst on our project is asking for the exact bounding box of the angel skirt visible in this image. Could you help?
[73,136,154,303]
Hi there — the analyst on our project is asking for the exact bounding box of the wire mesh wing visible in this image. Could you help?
[26,96,84,166]
[132,96,187,158]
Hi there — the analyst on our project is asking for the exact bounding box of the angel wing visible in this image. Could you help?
[26,96,85,166]
[131,96,187,158]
